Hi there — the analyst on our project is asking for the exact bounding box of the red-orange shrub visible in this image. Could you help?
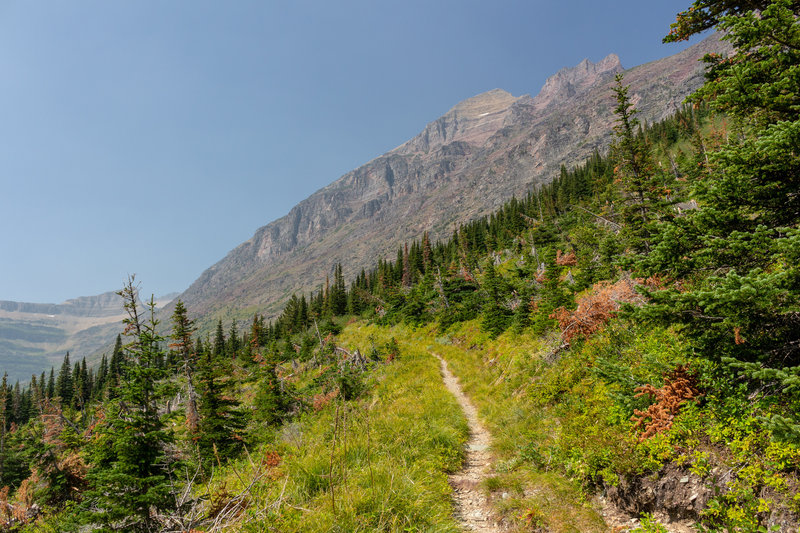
[631,365,701,441]
[550,278,646,344]
[556,249,577,266]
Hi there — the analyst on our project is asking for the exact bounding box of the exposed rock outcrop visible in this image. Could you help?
[532,53,622,111]
[607,463,712,523]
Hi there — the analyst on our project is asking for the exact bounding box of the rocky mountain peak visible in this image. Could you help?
[394,88,522,154]
[447,89,519,120]
[533,53,623,110]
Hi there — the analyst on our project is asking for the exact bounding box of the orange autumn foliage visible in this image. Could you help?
[264,450,282,468]
[550,278,647,344]
[631,365,702,442]
[312,388,339,411]
[555,249,577,266]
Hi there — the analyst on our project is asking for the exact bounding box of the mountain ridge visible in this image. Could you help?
[532,52,623,111]
[172,34,727,327]
[0,291,123,318]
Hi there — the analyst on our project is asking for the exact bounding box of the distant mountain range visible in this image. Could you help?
[0,292,176,382]
[172,34,726,328]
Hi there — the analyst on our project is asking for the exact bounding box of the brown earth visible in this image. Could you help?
[433,352,507,532]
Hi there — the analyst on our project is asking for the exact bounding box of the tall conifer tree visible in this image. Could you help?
[170,300,199,434]
[642,0,800,441]
[82,277,176,530]
[56,352,73,406]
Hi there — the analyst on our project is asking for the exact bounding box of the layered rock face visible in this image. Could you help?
[177,34,726,324]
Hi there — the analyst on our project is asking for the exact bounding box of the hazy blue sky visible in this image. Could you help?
[0,1,705,303]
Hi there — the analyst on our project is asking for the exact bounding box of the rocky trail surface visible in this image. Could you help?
[433,352,505,532]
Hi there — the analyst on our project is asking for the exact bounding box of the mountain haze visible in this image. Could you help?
[176,34,726,325]
[0,292,177,381]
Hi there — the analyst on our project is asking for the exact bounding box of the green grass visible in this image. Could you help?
[342,320,611,532]
[202,321,467,532]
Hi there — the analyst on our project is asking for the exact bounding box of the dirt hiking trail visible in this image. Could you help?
[433,352,505,532]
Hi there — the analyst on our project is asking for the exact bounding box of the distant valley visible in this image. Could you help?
[0,292,176,382]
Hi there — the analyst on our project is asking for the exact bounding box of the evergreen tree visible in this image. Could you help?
[95,354,108,397]
[170,300,199,434]
[481,260,511,337]
[611,73,670,252]
[422,231,433,272]
[512,288,533,332]
[213,319,226,358]
[19,383,31,425]
[56,352,73,406]
[249,314,263,352]
[31,375,42,409]
[0,373,7,486]
[347,284,362,315]
[80,358,90,403]
[195,340,245,469]
[642,0,800,441]
[663,0,775,44]
[253,348,286,427]
[46,367,55,400]
[108,334,124,398]
[331,263,347,316]
[226,320,241,358]
[297,295,309,330]
[82,277,176,531]
[11,382,21,425]
[401,243,412,287]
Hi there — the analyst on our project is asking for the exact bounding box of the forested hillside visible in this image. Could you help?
[172,31,720,329]
[0,1,797,531]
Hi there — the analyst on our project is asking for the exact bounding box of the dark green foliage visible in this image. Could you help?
[108,334,124,399]
[56,352,73,407]
[170,300,200,435]
[213,319,226,358]
[512,288,533,332]
[94,354,108,398]
[399,274,437,326]
[330,263,348,316]
[638,0,800,442]
[82,278,176,532]
[384,337,401,362]
[195,340,246,468]
[665,0,780,43]
[252,349,286,427]
[46,367,55,400]
[481,260,512,337]
[610,74,674,253]
[226,320,240,358]
[438,277,482,330]
[335,361,366,401]
[316,318,342,337]
[74,358,90,410]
